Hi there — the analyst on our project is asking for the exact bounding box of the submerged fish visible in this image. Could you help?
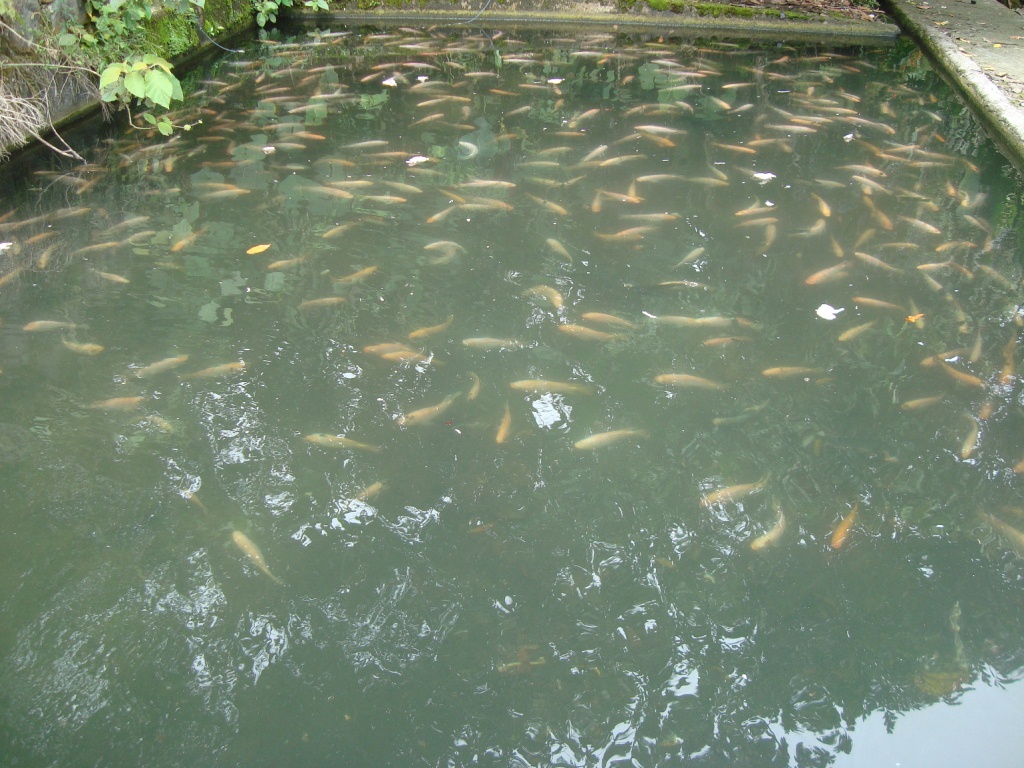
[750,506,787,551]
[134,354,189,378]
[231,530,284,585]
[304,433,382,453]
[573,428,649,450]
[701,478,766,507]
[396,393,460,427]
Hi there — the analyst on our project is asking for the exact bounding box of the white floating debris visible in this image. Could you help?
[843,133,856,142]
[381,76,398,88]
[815,303,845,320]
[261,146,276,155]
[752,172,776,185]
[547,78,564,85]
[406,155,430,166]
[0,242,13,253]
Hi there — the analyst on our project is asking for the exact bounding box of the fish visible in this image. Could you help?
[266,257,305,271]
[134,354,189,378]
[761,367,824,378]
[580,312,636,329]
[496,402,512,444]
[940,362,985,389]
[557,324,623,342]
[91,269,131,284]
[750,505,787,551]
[355,481,385,502]
[509,379,594,396]
[231,530,284,585]
[396,393,460,427]
[978,511,1024,557]
[462,337,522,350]
[837,320,876,342]
[900,395,944,411]
[545,238,573,262]
[522,285,564,309]
[408,315,454,340]
[573,428,649,450]
[804,262,849,286]
[701,477,767,507]
[961,415,980,459]
[467,372,482,401]
[170,228,207,252]
[23,320,78,332]
[297,297,346,310]
[86,396,146,411]
[333,266,378,284]
[61,340,105,355]
[304,433,382,453]
[653,373,728,390]
[852,296,905,312]
[830,502,858,550]
[423,241,466,264]
[182,361,247,379]
[651,315,733,331]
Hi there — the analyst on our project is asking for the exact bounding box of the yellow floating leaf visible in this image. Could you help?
[246,243,272,255]
[906,313,925,323]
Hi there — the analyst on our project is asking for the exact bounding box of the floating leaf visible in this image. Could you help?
[246,243,272,255]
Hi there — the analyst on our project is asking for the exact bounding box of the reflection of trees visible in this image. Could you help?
[5,25,1024,768]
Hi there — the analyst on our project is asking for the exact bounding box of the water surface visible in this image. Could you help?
[1,25,1023,767]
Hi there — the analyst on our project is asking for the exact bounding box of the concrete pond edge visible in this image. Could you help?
[879,0,1024,171]
[294,8,898,44]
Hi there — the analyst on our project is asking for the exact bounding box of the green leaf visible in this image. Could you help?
[145,70,175,109]
[142,112,157,125]
[98,63,125,90]
[58,33,77,47]
[142,54,174,74]
[157,120,173,137]
[124,70,146,99]
[82,32,97,45]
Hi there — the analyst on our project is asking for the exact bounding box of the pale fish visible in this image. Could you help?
[87,396,146,411]
[653,373,728,390]
[509,379,594,396]
[396,393,460,427]
[701,477,767,507]
[462,337,522,350]
[750,506,787,551]
[62,340,105,355]
[573,428,649,450]
[557,324,624,342]
[134,354,189,378]
[304,433,382,453]
[182,361,246,379]
[408,315,454,340]
[232,530,284,585]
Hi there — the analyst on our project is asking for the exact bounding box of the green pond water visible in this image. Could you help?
[1,24,1024,767]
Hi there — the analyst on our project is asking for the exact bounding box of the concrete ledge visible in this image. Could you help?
[879,0,1024,171]
[294,9,899,44]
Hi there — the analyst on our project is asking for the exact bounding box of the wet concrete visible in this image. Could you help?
[879,0,1024,168]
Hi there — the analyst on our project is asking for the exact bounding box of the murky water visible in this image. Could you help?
[1,25,1024,767]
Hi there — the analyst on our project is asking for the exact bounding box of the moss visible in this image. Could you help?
[141,10,199,60]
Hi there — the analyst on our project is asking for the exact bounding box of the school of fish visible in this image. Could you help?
[0,25,1022,576]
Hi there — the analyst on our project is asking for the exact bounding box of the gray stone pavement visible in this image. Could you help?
[879,0,1024,168]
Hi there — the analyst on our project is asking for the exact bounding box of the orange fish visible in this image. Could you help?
[830,502,858,550]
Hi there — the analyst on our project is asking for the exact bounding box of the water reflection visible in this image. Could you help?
[0,22,1023,768]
